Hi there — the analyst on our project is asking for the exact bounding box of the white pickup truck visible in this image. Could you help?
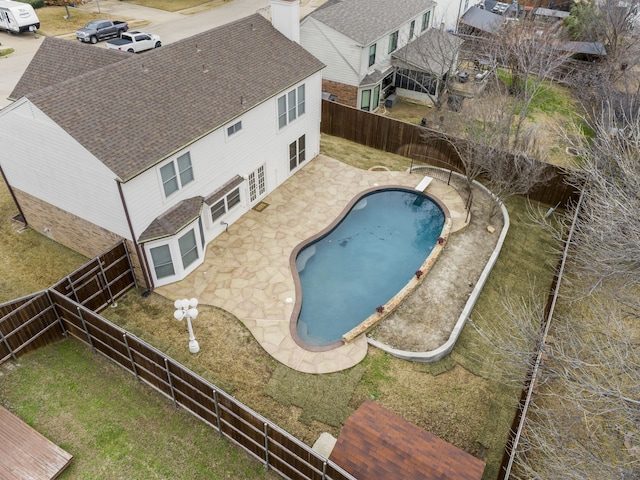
[106,31,161,53]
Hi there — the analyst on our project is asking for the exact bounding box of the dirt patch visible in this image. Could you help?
[369,178,504,351]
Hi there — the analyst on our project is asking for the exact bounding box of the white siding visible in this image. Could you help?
[435,0,466,31]
[123,71,323,245]
[300,18,362,86]
[0,100,131,238]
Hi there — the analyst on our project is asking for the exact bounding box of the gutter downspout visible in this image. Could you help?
[0,164,27,227]
[117,180,154,292]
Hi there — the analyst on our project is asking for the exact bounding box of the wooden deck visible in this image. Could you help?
[329,400,485,480]
[0,405,73,480]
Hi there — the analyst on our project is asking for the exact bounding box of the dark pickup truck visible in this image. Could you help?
[76,19,128,44]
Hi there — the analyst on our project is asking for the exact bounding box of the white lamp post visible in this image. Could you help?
[174,298,200,353]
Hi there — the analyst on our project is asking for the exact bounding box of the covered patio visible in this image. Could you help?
[156,155,467,373]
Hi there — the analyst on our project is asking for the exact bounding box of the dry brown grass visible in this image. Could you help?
[0,134,562,480]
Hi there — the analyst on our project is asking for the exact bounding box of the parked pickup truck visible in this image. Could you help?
[76,19,128,44]
[106,31,162,53]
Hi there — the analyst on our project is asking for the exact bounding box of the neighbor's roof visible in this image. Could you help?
[459,6,506,34]
[9,37,130,101]
[534,7,570,19]
[329,401,486,480]
[560,40,607,56]
[306,0,436,46]
[393,28,464,76]
[14,14,324,182]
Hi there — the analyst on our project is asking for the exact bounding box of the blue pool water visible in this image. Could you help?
[295,188,445,346]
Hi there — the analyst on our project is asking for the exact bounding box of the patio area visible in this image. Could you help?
[156,155,468,373]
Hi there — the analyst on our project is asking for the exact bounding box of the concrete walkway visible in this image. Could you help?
[156,156,468,373]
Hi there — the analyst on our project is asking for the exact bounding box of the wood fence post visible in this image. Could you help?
[164,357,177,408]
[46,290,67,339]
[213,388,223,436]
[77,306,95,352]
[263,422,269,470]
[123,334,138,381]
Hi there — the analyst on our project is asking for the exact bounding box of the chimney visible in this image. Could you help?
[270,0,300,43]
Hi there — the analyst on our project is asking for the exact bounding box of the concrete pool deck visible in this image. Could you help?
[156,155,468,373]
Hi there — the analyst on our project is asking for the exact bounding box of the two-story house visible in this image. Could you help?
[300,0,436,111]
[0,8,324,290]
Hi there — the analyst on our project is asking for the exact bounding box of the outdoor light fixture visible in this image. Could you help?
[174,298,200,353]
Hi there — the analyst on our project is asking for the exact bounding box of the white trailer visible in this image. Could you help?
[0,0,40,34]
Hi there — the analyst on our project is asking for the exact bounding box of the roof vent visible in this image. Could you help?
[196,43,201,53]
[202,64,209,73]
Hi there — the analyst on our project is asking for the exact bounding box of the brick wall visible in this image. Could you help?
[14,188,148,289]
[322,80,358,108]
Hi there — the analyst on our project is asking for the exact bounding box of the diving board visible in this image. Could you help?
[0,405,73,480]
[415,176,433,191]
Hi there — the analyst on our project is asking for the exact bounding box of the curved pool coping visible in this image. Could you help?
[366,173,510,362]
[289,185,451,352]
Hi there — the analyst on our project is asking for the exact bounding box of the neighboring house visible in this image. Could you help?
[533,7,570,23]
[0,8,324,290]
[300,0,436,111]
[457,6,507,35]
[391,27,464,105]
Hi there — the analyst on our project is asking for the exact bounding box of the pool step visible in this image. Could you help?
[415,176,433,192]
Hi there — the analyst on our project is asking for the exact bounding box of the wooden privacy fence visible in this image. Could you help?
[0,242,355,480]
[0,241,136,363]
[321,100,579,208]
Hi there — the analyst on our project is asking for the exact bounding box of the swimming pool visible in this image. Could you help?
[292,187,446,348]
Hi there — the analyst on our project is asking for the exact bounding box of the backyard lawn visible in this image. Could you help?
[0,135,563,480]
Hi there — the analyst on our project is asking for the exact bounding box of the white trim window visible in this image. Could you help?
[422,11,431,31]
[160,152,194,198]
[277,84,306,129]
[150,244,175,280]
[226,120,243,138]
[289,135,306,171]
[210,187,241,222]
[388,30,399,53]
[178,229,199,269]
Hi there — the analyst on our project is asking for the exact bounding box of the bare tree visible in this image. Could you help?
[392,27,464,118]
[511,295,640,479]
[564,102,640,290]
[421,96,552,214]
[478,19,575,150]
[468,283,547,387]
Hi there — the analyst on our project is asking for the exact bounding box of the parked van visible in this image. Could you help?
[0,0,40,34]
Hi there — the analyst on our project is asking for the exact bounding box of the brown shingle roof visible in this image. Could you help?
[329,400,486,480]
[23,14,324,182]
[307,0,436,46]
[138,196,204,243]
[8,36,130,101]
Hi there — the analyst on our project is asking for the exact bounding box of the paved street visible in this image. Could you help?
[0,0,324,109]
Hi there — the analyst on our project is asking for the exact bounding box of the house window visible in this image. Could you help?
[178,229,199,269]
[388,31,399,53]
[361,89,371,111]
[227,120,242,137]
[422,11,431,31]
[278,96,287,129]
[278,84,306,129]
[373,85,380,111]
[210,187,241,222]
[409,20,416,39]
[288,90,297,122]
[368,44,376,67]
[160,152,194,198]
[150,244,175,279]
[289,135,306,171]
[297,85,305,116]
